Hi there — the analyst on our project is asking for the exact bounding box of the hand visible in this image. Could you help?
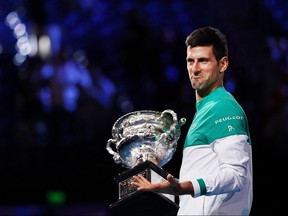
[131,173,192,196]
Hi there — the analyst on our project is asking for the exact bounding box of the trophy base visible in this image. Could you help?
[113,160,172,200]
[109,190,179,216]
[109,160,179,216]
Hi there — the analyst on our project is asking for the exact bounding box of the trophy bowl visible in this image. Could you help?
[106,109,186,169]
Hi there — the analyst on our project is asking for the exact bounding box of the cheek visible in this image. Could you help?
[210,70,221,80]
[187,65,192,74]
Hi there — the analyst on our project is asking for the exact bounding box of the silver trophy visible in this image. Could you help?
[106,109,186,203]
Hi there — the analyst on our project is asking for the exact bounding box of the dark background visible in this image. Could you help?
[0,0,287,215]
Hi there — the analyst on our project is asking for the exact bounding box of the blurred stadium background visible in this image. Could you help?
[0,0,287,215]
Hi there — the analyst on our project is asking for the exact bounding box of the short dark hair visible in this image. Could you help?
[185,26,228,61]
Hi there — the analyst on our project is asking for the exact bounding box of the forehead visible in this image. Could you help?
[186,45,214,58]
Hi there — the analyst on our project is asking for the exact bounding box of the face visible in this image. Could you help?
[186,45,228,99]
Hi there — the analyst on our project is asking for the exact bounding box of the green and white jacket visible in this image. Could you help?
[178,87,253,215]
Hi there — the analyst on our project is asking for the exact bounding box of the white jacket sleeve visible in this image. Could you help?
[194,134,252,197]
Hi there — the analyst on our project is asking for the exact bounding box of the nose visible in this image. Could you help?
[189,62,199,74]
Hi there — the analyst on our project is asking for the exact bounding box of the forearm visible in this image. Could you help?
[174,180,195,196]
[163,175,195,196]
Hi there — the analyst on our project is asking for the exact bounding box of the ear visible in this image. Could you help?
[219,56,228,73]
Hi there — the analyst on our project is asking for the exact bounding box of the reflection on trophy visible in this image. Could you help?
[106,109,186,216]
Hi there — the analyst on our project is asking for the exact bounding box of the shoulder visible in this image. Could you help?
[208,89,244,116]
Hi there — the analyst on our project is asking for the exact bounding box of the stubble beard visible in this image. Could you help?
[191,79,204,91]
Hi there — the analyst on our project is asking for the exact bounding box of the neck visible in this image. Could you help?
[195,85,223,101]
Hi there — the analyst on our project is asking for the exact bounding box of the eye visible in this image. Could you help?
[186,58,194,64]
[199,58,209,63]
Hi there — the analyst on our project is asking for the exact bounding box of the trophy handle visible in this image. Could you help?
[159,110,186,147]
[106,138,122,164]
[179,117,187,127]
[161,109,186,126]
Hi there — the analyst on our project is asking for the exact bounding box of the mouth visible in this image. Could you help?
[190,71,201,79]
[192,75,201,80]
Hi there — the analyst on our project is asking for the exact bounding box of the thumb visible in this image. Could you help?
[167,174,178,186]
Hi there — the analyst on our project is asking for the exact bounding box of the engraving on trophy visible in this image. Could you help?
[118,169,149,199]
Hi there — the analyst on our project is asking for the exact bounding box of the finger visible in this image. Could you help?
[167,174,178,186]
[131,181,141,187]
[133,175,150,184]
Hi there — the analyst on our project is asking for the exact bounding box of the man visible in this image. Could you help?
[132,26,253,215]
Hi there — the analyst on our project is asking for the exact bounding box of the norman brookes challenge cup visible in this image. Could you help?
[106,109,186,201]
